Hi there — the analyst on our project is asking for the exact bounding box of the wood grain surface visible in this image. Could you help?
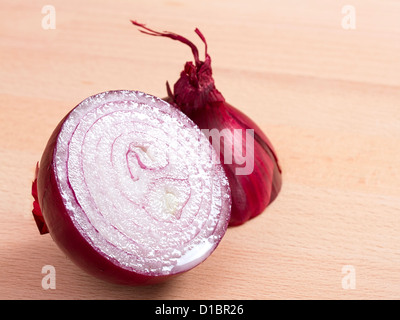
[1,0,399,300]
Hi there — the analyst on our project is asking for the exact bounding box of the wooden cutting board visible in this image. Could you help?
[1,0,399,299]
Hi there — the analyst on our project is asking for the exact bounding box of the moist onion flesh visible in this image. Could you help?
[33,90,231,285]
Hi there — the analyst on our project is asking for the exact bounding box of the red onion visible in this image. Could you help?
[32,90,231,285]
[131,22,282,226]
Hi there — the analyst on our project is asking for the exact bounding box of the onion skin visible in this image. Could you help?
[165,98,282,226]
[196,102,281,226]
[32,90,231,285]
[132,21,282,226]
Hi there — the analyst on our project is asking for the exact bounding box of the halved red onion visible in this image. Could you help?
[33,90,231,285]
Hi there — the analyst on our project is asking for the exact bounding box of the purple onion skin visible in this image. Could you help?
[206,102,282,226]
[37,112,170,285]
[165,98,282,226]
[131,21,282,227]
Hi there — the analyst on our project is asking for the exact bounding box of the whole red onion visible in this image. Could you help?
[32,90,231,285]
[131,22,282,226]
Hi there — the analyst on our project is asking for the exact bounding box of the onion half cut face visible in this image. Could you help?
[37,90,231,285]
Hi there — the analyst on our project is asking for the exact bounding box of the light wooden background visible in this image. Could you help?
[1,0,399,299]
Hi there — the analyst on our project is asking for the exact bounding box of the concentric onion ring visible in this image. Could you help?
[36,90,231,285]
